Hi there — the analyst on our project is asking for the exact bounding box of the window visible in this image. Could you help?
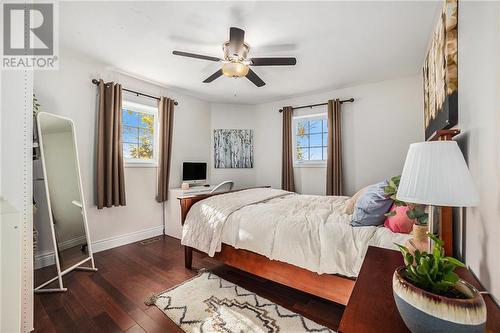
[293,114,328,165]
[122,101,159,166]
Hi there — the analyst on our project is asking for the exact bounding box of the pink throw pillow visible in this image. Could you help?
[384,204,414,234]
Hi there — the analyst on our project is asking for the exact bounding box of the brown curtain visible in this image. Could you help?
[281,106,295,192]
[156,97,175,202]
[326,99,343,196]
[96,80,126,209]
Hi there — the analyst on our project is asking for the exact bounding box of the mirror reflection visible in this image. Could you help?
[36,113,89,274]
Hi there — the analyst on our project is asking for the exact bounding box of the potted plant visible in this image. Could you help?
[385,175,429,251]
[393,234,487,333]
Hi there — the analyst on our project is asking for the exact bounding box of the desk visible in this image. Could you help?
[165,186,214,238]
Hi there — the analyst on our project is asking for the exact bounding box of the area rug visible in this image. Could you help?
[145,270,335,333]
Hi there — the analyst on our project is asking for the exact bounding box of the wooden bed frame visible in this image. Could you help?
[179,190,355,305]
[179,129,458,306]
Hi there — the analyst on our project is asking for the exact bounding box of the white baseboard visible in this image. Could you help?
[34,225,164,269]
[34,250,56,270]
[91,225,164,253]
[59,235,87,251]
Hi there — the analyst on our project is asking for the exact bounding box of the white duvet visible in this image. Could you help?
[181,188,410,278]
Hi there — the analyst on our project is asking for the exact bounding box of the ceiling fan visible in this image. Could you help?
[172,27,297,87]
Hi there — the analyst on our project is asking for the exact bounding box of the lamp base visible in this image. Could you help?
[405,224,429,255]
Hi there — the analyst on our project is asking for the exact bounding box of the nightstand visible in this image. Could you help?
[339,246,500,333]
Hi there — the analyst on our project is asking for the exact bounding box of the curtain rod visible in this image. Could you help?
[278,98,354,113]
[91,79,178,106]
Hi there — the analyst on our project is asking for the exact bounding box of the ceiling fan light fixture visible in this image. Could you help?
[223,41,249,62]
[222,61,249,78]
[172,27,297,86]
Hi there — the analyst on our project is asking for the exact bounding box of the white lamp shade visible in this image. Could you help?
[396,141,479,207]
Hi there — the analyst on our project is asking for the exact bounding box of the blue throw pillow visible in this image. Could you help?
[351,180,393,227]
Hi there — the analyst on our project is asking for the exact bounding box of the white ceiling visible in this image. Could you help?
[60,1,439,104]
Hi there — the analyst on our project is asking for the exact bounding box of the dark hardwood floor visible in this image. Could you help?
[34,235,345,332]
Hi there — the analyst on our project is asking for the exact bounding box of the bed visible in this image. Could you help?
[179,187,411,305]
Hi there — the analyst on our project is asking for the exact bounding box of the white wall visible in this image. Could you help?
[457,1,500,302]
[33,46,211,255]
[254,75,424,195]
[209,103,257,189]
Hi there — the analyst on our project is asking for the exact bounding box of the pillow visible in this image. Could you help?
[351,180,393,227]
[384,204,414,234]
[344,186,369,215]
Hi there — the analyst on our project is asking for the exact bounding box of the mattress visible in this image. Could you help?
[181,188,411,278]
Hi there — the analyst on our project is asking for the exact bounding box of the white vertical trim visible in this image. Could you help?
[23,70,34,333]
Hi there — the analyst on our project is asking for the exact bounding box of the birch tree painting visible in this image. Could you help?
[214,129,253,168]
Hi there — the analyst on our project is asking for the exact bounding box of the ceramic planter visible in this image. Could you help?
[393,266,487,333]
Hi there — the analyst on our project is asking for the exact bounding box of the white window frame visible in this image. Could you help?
[122,100,159,167]
[292,113,328,168]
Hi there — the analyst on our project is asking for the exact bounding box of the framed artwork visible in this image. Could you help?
[214,129,254,168]
[423,0,458,140]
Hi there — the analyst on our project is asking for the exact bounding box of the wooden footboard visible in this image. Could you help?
[179,188,355,306]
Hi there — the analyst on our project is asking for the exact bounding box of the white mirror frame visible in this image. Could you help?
[34,112,97,293]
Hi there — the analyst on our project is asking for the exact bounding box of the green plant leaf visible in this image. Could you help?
[444,257,466,268]
[400,233,465,297]
[414,250,421,263]
[413,206,425,215]
[428,233,444,246]
[417,215,428,225]
[443,271,459,284]
[405,253,414,266]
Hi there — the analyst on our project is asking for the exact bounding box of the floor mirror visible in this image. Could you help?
[34,112,97,293]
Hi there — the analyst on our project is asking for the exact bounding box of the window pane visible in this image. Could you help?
[294,116,329,163]
[297,147,309,161]
[123,143,138,159]
[322,119,328,133]
[310,147,323,160]
[323,147,328,160]
[309,120,322,134]
[137,145,153,160]
[296,134,309,148]
[323,132,328,146]
[134,126,154,160]
[123,126,138,144]
[139,113,155,131]
[122,109,140,127]
[138,128,154,145]
[310,133,322,147]
[296,120,308,135]
[129,143,153,160]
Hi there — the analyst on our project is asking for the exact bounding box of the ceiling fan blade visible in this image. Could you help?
[246,69,265,87]
[250,57,297,66]
[172,51,221,62]
[203,69,223,83]
[229,27,245,48]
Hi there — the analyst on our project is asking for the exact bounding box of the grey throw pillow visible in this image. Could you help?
[351,180,393,227]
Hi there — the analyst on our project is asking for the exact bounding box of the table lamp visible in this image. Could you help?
[396,141,479,250]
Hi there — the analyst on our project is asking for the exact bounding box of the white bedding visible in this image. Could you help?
[181,188,411,278]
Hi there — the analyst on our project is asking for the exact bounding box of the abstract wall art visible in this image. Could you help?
[214,129,254,168]
[423,0,458,140]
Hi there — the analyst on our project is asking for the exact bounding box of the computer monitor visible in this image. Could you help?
[182,162,207,184]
